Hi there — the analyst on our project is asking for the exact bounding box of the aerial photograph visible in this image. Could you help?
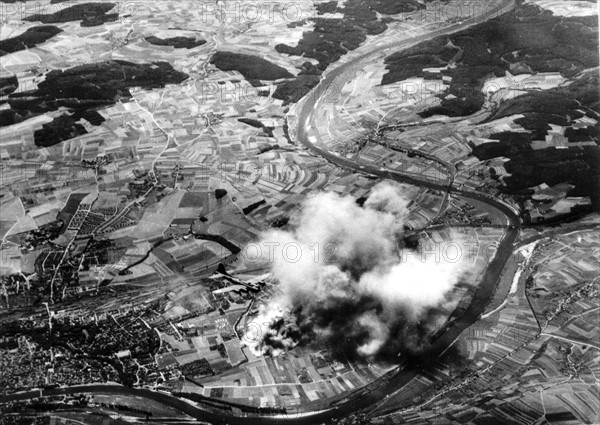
[0,0,598,424]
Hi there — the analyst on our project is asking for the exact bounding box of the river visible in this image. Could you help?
[1,0,521,423]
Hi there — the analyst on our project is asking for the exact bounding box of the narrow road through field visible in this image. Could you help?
[1,1,522,423]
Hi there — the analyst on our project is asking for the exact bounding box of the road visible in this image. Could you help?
[292,0,521,417]
[1,1,521,423]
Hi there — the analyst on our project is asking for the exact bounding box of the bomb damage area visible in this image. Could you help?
[0,0,599,424]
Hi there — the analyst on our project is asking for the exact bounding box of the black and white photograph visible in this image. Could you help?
[0,0,599,423]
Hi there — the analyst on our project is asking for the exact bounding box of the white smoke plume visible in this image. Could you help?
[244,182,469,361]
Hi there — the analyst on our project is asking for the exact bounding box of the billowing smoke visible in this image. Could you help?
[244,182,469,361]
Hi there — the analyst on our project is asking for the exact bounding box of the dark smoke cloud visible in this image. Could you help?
[245,182,469,362]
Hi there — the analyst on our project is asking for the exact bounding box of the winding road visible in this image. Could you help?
[1,1,523,423]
